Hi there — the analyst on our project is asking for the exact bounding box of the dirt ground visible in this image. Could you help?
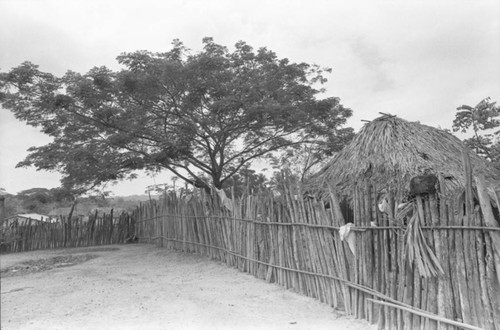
[1,244,376,330]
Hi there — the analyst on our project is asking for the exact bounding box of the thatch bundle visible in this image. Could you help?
[311,114,499,195]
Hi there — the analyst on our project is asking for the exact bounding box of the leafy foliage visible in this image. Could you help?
[268,129,353,184]
[1,187,148,219]
[17,188,53,213]
[219,165,269,197]
[1,38,353,192]
[452,97,500,168]
[4,187,75,216]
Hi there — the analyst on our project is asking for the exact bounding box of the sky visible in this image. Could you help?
[0,0,499,196]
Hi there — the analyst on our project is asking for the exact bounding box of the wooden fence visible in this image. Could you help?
[0,211,135,253]
[133,180,500,330]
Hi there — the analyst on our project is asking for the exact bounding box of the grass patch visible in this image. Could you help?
[1,254,98,277]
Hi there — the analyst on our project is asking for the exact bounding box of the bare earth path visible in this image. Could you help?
[1,244,375,330]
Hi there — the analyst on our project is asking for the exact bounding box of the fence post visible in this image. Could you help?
[475,174,500,286]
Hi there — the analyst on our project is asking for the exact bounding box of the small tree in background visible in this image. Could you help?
[269,128,353,184]
[452,97,500,169]
[0,188,6,224]
[221,165,269,197]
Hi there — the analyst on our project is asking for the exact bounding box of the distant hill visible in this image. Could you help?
[2,192,161,219]
[117,194,158,202]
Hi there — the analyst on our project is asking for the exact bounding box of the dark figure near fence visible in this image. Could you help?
[410,174,438,196]
[125,234,138,244]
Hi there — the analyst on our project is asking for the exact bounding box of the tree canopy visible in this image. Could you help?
[0,38,353,193]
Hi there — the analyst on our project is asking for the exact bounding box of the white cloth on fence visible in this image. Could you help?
[339,223,353,240]
[214,188,234,212]
[339,223,356,257]
[378,196,390,214]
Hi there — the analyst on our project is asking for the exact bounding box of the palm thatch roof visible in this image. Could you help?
[310,114,499,195]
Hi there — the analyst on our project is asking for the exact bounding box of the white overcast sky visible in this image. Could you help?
[1,0,499,196]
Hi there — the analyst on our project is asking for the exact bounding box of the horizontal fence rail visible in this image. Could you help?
[136,214,500,231]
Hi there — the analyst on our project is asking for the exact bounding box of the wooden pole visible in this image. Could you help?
[475,174,500,287]
[437,176,455,329]
[460,151,477,326]
[328,186,352,314]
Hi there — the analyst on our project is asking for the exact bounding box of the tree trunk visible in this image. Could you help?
[191,177,212,194]
[212,172,223,190]
[0,195,5,225]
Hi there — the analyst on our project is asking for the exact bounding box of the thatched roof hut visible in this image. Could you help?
[309,113,500,278]
[305,114,500,327]
[311,114,499,197]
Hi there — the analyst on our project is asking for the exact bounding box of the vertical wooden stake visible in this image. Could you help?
[475,174,500,287]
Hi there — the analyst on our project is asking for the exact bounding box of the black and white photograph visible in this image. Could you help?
[1,1,499,329]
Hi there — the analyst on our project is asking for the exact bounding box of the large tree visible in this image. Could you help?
[0,38,353,193]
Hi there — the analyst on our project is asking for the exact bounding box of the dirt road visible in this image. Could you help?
[1,244,375,330]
